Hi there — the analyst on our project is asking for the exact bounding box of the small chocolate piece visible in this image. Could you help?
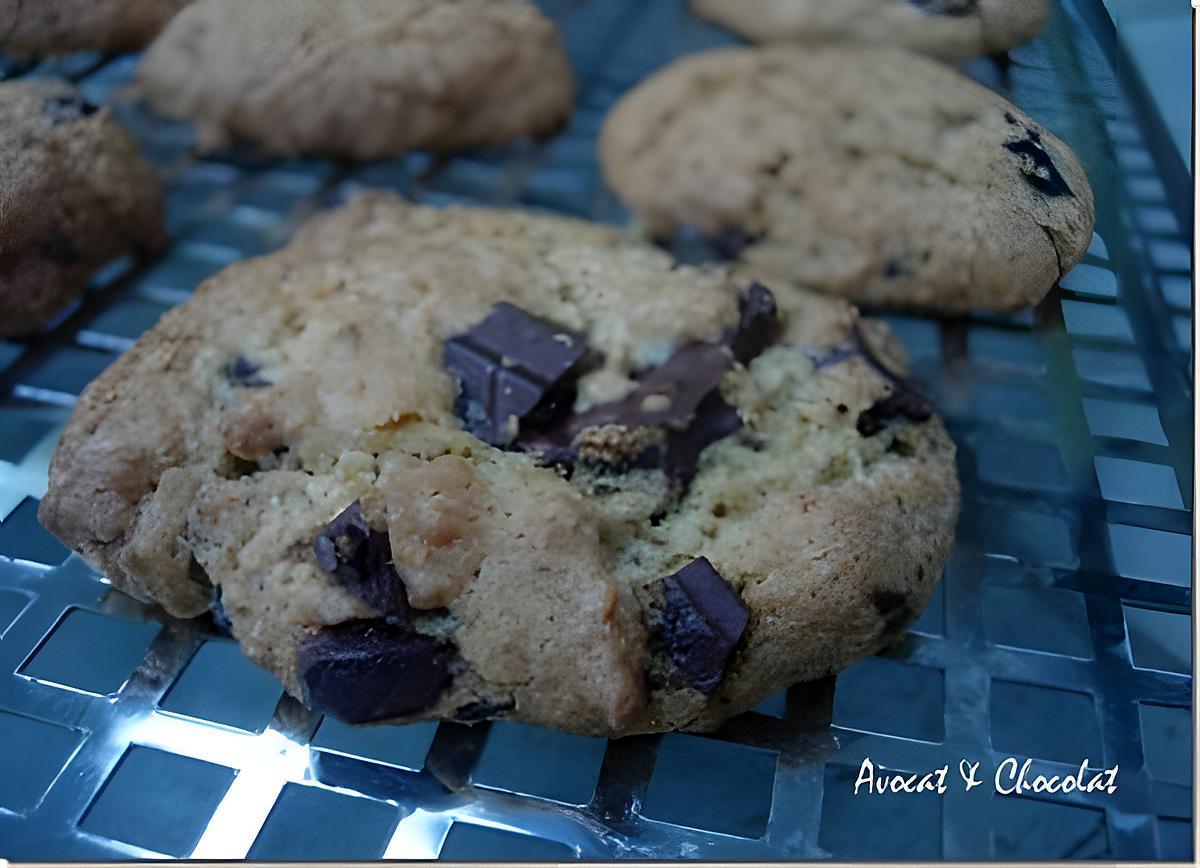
[41,94,99,126]
[519,342,742,484]
[584,343,731,433]
[453,697,516,723]
[298,620,454,724]
[1004,129,1073,198]
[708,225,763,259]
[856,389,933,437]
[226,355,272,388]
[871,589,914,638]
[658,557,749,694]
[728,282,780,366]
[444,302,587,446]
[314,501,410,617]
[908,0,977,15]
[661,390,743,485]
[844,324,934,437]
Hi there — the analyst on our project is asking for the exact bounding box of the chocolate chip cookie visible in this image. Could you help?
[692,0,1051,62]
[600,46,1095,314]
[0,0,191,57]
[134,0,575,159]
[40,192,959,736]
[0,79,164,338]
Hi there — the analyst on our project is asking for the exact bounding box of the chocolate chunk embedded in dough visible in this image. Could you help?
[314,501,410,617]
[225,355,272,388]
[1004,129,1074,198]
[298,620,454,723]
[444,302,587,446]
[727,282,780,365]
[658,557,749,694]
[856,389,934,437]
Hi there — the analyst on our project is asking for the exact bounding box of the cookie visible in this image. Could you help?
[134,0,575,160]
[599,46,1095,314]
[0,79,164,338]
[40,192,959,736]
[692,0,1051,62]
[0,0,191,57]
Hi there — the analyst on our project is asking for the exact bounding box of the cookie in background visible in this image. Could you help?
[133,0,575,160]
[600,46,1095,314]
[692,0,1051,63]
[0,79,164,337]
[0,0,192,57]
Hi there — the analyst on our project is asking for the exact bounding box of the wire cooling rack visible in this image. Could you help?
[0,0,1191,860]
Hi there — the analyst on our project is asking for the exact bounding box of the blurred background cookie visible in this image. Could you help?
[600,46,1095,314]
[691,0,1051,62]
[0,79,164,337]
[134,0,576,159]
[0,0,192,57]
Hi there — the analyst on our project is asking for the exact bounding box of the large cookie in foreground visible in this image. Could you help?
[40,192,959,736]
[134,0,575,159]
[600,46,1095,314]
[0,79,164,338]
[692,0,1051,62]
[0,0,191,57]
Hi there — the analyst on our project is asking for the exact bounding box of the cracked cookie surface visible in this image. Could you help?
[600,46,1095,314]
[0,78,164,337]
[134,0,575,159]
[0,0,191,57]
[692,0,1051,62]
[40,192,959,736]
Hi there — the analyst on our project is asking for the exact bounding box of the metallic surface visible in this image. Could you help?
[0,0,1191,860]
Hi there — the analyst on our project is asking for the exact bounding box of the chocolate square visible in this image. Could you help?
[314,501,410,617]
[658,557,749,694]
[444,303,587,446]
[298,620,454,724]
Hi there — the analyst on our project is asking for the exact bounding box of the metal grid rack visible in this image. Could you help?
[0,0,1191,860]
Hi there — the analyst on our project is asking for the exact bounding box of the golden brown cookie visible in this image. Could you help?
[134,0,575,159]
[0,79,164,337]
[40,193,958,736]
[600,46,1095,314]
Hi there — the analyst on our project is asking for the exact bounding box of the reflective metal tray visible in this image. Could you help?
[0,0,1191,860]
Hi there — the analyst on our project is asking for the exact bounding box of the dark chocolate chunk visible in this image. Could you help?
[226,355,272,388]
[661,390,743,486]
[658,557,749,694]
[584,342,731,433]
[843,323,935,437]
[314,501,410,617]
[708,225,763,259]
[444,302,587,446]
[298,620,454,724]
[35,232,80,265]
[728,282,780,366]
[209,586,233,636]
[452,697,516,723]
[41,94,99,126]
[1004,130,1073,198]
[856,388,933,437]
[518,341,741,486]
[907,0,977,15]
